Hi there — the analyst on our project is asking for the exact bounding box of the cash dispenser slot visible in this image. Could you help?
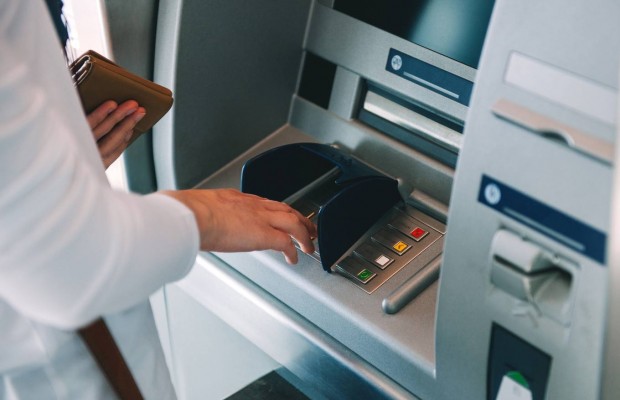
[359,87,463,168]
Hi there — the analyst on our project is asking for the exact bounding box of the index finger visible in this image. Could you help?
[270,212,316,255]
[263,200,318,237]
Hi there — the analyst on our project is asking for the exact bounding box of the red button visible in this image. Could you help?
[410,227,427,240]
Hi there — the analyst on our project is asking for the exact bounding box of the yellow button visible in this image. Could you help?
[392,241,409,253]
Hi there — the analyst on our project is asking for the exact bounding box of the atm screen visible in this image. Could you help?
[333,0,495,68]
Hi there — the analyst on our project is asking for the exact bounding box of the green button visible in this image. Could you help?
[506,371,530,389]
[357,269,373,281]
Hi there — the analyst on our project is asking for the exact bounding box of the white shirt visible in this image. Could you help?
[0,1,200,398]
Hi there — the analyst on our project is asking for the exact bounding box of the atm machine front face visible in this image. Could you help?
[148,0,616,399]
[151,0,496,398]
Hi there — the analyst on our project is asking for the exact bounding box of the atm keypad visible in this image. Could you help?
[335,209,444,294]
[291,199,444,294]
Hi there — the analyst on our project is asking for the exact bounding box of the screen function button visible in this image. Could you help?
[337,256,377,284]
[393,241,408,253]
[409,227,428,241]
[357,269,374,282]
[354,241,394,270]
[390,216,430,242]
[375,255,392,268]
[372,227,412,256]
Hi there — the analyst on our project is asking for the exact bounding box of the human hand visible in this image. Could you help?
[162,189,317,264]
[87,100,146,169]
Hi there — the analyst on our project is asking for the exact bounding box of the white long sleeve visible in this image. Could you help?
[0,1,199,330]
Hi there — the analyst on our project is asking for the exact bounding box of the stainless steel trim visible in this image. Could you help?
[306,3,472,124]
[152,0,182,190]
[176,253,420,400]
[407,190,449,226]
[362,91,463,153]
[601,64,620,399]
[382,255,441,315]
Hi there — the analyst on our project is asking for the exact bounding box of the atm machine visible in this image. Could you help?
[106,0,620,398]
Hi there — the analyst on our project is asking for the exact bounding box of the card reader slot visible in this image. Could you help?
[491,98,614,164]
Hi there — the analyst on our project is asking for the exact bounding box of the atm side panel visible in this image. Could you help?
[436,1,619,399]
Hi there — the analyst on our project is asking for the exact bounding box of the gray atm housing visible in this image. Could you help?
[110,0,620,398]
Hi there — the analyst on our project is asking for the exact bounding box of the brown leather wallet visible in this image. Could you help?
[69,50,173,141]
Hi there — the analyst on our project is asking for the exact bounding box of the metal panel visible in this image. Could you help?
[601,66,620,400]
[195,126,440,398]
[153,0,312,189]
[176,254,419,400]
[305,4,475,124]
[435,1,620,398]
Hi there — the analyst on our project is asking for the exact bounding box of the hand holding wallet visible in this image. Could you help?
[69,50,173,142]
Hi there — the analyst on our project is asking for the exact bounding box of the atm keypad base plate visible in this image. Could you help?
[296,204,444,294]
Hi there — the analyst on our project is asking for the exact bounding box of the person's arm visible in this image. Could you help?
[0,75,198,327]
[0,0,316,330]
[0,2,197,329]
[163,189,316,265]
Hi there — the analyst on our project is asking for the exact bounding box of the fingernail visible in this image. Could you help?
[124,108,139,117]
[125,130,134,142]
[132,112,146,122]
